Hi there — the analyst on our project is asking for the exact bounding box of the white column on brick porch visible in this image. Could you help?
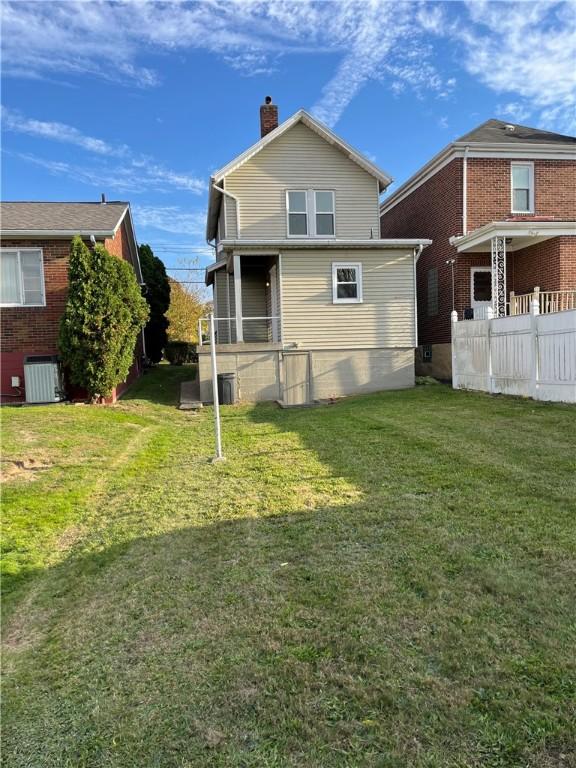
[233,253,243,342]
[491,235,507,318]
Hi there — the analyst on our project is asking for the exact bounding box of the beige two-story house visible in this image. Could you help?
[199,98,431,405]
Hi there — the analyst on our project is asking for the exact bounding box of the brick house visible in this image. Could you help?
[380,119,576,377]
[0,201,144,403]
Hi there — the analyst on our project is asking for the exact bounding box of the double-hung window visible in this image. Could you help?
[287,189,335,237]
[332,262,362,304]
[0,248,45,306]
[511,162,534,213]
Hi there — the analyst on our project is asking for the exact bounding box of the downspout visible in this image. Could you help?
[462,145,469,235]
[413,244,423,348]
[212,183,241,238]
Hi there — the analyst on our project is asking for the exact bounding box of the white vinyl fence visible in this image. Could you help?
[451,304,576,403]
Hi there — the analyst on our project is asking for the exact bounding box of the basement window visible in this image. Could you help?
[332,262,362,303]
[511,162,534,213]
[0,248,46,306]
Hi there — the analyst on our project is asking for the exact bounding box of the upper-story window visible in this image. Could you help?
[287,189,335,237]
[0,248,45,307]
[511,162,534,213]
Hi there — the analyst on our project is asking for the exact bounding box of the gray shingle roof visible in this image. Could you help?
[0,201,129,233]
[456,119,576,145]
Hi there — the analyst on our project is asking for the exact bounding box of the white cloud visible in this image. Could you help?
[497,102,532,124]
[1,0,574,134]
[2,107,128,156]
[4,108,205,194]
[133,206,206,236]
[455,1,576,133]
[11,150,205,196]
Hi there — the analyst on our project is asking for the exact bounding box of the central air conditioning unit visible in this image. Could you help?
[23,355,65,404]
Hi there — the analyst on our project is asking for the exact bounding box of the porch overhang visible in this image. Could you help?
[449,221,576,254]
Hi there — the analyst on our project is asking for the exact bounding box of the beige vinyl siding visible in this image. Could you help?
[223,182,238,239]
[281,248,415,349]
[225,123,379,240]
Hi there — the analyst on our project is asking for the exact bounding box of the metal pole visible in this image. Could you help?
[209,313,223,461]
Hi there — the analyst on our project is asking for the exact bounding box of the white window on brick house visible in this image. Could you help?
[427,267,438,316]
[0,248,45,306]
[511,162,534,213]
[332,262,362,303]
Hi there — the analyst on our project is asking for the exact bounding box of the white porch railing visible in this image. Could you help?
[198,316,281,346]
[510,287,576,316]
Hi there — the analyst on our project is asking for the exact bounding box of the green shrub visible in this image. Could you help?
[164,341,197,366]
[59,236,149,401]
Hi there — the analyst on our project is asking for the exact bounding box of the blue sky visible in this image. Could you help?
[2,0,575,278]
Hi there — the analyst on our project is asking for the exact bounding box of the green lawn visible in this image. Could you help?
[2,368,575,768]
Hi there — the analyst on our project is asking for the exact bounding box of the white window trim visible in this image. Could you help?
[332,262,363,304]
[0,247,46,307]
[286,189,335,239]
[511,161,535,214]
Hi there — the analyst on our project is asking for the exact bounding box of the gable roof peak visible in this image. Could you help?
[455,118,576,145]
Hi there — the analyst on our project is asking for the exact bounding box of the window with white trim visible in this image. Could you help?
[314,190,335,236]
[332,262,362,303]
[0,248,45,306]
[511,162,534,213]
[287,190,308,236]
[287,189,335,237]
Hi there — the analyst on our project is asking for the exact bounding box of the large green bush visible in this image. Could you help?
[59,236,149,401]
[164,341,197,366]
[138,243,170,363]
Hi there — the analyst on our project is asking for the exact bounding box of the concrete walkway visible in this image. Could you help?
[179,379,203,410]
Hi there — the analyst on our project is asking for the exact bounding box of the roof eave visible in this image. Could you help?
[0,229,116,238]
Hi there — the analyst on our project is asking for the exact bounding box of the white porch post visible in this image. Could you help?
[233,253,243,342]
[491,235,507,318]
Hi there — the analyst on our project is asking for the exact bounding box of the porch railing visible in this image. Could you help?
[510,287,576,316]
[198,316,281,346]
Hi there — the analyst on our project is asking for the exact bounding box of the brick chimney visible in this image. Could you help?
[260,96,278,137]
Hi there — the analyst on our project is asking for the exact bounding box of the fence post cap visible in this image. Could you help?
[486,306,494,319]
[450,310,458,323]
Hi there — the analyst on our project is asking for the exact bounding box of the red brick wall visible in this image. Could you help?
[381,156,576,345]
[381,159,463,344]
[104,220,134,266]
[467,159,576,231]
[1,228,141,403]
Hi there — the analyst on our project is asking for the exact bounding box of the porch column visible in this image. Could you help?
[233,253,243,342]
[491,235,507,318]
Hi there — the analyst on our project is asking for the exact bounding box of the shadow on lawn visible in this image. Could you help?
[121,364,197,406]
[4,494,574,768]
[4,387,575,767]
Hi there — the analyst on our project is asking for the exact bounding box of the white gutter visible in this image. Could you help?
[218,238,432,249]
[212,184,241,238]
[412,244,423,347]
[462,145,469,235]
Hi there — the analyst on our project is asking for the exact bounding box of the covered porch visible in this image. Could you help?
[203,252,281,345]
[450,221,576,319]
